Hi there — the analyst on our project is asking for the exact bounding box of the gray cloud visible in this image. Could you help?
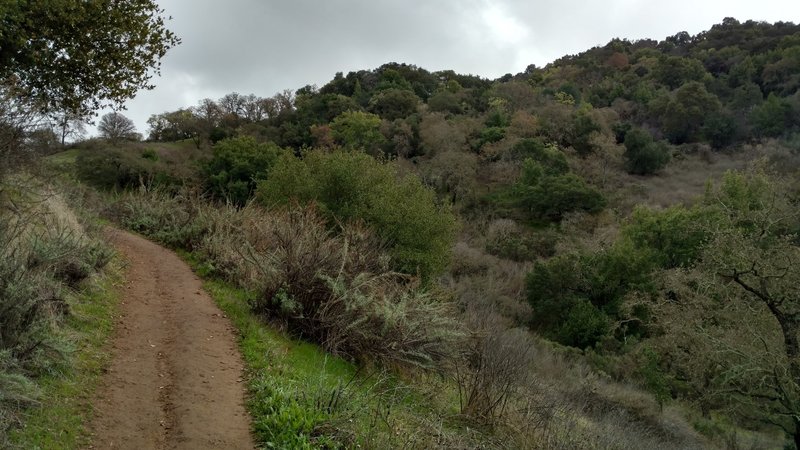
[108,0,800,136]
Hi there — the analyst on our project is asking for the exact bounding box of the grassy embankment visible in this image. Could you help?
[1,170,119,449]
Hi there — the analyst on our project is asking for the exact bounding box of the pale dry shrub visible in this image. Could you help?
[455,308,536,423]
[444,240,531,324]
[449,241,493,277]
[175,202,461,370]
[418,112,468,156]
[481,159,521,185]
[109,187,210,249]
[485,218,559,261]
[320,274,462,369]
[508,110,540,138]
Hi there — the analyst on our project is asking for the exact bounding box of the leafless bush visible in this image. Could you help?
[484,218,558,261]
[443,239,531,324]
[454,308,536,423]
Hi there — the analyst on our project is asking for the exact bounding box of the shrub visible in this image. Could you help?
[556,300,611,349]
[76,147,178,190]
[202,136,287,206]
[623,128,671,175]
[368,88,420,120]
[475,126,505,149]
[485,219,558,261]
[109,189,210,250]
[623,205,715,268]
[140,148,158,161]
[750,93,794,138]
[455,309,536,423]
[513,159,606,222]
[508,139,569,174]
[229,206,462,369]
[526,242,654,348]
[329,110,387,155]
[257,150,457,280]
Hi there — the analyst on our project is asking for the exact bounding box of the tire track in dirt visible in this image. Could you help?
[88,229,253,449]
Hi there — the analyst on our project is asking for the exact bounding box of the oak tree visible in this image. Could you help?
[98,112,138,142]
[0,0,180,115]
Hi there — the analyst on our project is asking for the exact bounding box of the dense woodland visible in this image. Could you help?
[3,11,800,449]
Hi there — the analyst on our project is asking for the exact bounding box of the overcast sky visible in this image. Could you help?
[101,0,800,137]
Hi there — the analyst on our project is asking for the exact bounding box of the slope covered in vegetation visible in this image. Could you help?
[9,16,800,449]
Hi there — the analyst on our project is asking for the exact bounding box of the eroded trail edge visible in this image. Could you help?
[89,229,253,449]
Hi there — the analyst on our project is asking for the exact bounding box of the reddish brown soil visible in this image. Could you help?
[89,229,254,449]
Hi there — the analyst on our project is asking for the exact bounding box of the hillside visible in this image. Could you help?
[3,16,800,449]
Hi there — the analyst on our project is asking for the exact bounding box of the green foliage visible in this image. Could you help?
[476,126,505,148]
[0,0,179,113]
[140,148,158,161]
[0,185,111,444]
[652,169,800,445]
[368,88,420,120]
[427,90,463,114]
[485,109,511,128]
[637,348,671,409]
[203,276,475,449]
[76,146,183,191]
[202,281,356,449]
[512,159,606,222]
[701,112,737,149]
[652,56,708,90]
[8,267,120,449]
[377,68,414,92]
[258,150,457,279]
[329,110,387,155]
[623,205,716,268]
[623,128,671,175]
[570,110,601,156]
[526,242,654,348]
[655,81,722,144]
[510,139,569,173]
[202,136,287,206]
[147,109,200,142]
[751,93,795,138]
[558,300,611,349]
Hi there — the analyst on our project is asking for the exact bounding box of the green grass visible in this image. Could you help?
[46,148,81,167]
[8,264,122,449]
[203,280,352,448]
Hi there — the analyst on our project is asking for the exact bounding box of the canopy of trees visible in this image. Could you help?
[0,0,180,115]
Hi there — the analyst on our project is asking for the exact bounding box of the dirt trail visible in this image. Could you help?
[89,229,254,449]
